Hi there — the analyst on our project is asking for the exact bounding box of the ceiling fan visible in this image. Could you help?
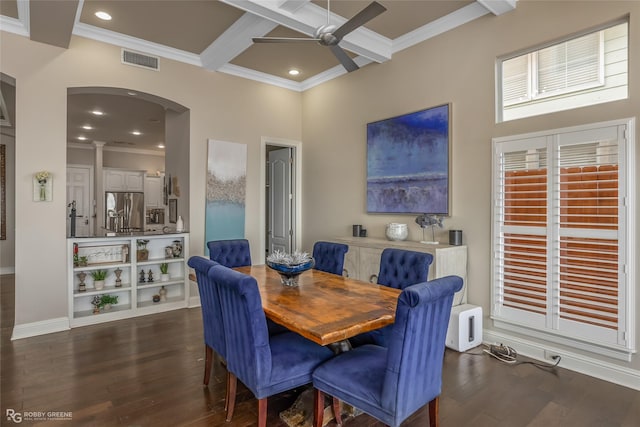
[252,0,387,73]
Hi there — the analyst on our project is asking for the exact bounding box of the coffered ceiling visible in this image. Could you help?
[1,0,516,151]
[1,0,517,90]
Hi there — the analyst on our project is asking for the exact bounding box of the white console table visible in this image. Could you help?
[331,237,468,305]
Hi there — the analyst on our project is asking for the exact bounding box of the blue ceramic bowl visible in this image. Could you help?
[266,259,315,275]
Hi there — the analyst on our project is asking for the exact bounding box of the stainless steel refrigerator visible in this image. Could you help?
[105,192,144,232]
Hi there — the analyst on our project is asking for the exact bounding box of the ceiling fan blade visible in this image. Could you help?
[252,37,320,43]
[332,1,387,41]
[330,45,359,72]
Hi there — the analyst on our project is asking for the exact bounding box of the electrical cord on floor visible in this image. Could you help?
[461,344,562,370]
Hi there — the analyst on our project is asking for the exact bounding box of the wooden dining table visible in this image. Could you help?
[235,265,401,346]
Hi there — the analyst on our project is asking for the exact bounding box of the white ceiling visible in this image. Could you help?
[0,0,516,150]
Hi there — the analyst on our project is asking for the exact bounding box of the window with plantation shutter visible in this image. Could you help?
[498,20,628,122]
[492,119,635,359]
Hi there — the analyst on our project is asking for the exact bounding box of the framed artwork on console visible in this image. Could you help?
[366,103,451,214]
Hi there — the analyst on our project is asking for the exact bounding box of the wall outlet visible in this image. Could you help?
[544,350,560,361]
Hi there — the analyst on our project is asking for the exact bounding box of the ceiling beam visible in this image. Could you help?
[200,13,278,71]
[477,0,518,16]
[29,0,78,48]
[220,0,391,63]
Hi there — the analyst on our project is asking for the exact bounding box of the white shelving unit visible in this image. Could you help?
[68,233,189,327]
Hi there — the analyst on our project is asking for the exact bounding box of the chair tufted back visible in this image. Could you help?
[312,241,349,275]
[207,239,252,268]
[377,248,433,290]
[382,276,463,425]
[187,256,225,359]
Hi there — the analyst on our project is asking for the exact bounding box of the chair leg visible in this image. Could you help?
[225,373,237,422]
[428,396,439,427]
[313,389,324,427]
[332,396,342,426]
[203,345,213,386]
[257,398,267,427]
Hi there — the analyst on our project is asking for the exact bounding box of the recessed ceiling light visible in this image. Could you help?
[157,143,165,149]
[95,11,112,21]
[77,136,87,141]
[131,130,142,136]
[127,91,137,96]
[288,69,300,76]
[91,110,104,116]
[82,125,93,130]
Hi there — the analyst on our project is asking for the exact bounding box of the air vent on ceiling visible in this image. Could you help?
[121,49,160,71]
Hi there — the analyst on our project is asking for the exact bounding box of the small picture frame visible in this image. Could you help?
[169,199,177,223]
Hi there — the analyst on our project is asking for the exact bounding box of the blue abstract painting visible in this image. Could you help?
[367,104,450,214]
[205,140,247,254]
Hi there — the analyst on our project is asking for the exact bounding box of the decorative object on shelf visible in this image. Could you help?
[169,198,177,223]
[33,170,52,202]
[266,250,315,287]
[78,244,123,265]
[449,229,463,246]
[165,246,173,259]
[139,269,146,283]
[171,240,182,258]
[122,244,129,263]
[99,294,119,311]
[91,295,101,314]
[136,239,149,262]
[73,243,79,267]
[90,269,107,290]
[147,269,154,282]
[77,271,87,292]
[160,263,169,282]
[78,256,88,267]
[114,268,123,287]
[176,215,184,232]
[352,224,362,237]
[159,285,167,302]
[385,223,408,241]
[152,294,161,303]
[360,228,367,237]
[415,214,444,244]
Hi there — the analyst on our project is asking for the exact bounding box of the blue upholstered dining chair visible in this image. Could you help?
[210,264,334,427]
[312,275,464,427]
[207,239,252,268]
[350,248,434,348]
[187,256,225,386]
[312,241,349,275]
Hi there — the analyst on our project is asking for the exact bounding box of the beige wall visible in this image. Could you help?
[301,0,639,372]
[0,32,302,327]
[67,146,165,173]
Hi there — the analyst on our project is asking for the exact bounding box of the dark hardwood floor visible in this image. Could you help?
[1,274,638,426]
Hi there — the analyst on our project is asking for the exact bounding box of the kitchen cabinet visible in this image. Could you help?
[144,175,165,207]
[68,233,189,327]
[104,169,144,192]
[331,236,468,305]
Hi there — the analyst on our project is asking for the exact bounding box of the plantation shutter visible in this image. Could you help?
[492,122,630,352]
[502,55,530,106]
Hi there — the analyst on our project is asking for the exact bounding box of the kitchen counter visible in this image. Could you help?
[69,230,188,239]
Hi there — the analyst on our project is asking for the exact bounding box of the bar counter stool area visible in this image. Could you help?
[188,239,464,427]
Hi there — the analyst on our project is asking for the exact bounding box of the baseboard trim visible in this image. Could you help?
[0,267,15,275]
[188,295,201,308]
[11,317,70,340]
[484,329,640,391]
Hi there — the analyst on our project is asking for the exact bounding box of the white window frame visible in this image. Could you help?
[491,118,636,361]
[496,19,628,122]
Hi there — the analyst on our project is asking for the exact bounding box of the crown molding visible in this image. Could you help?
[393,2,490,53]
[217,63,303,92]
[72,22,202,67]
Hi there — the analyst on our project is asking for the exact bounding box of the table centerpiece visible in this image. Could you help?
[266,250,314,287]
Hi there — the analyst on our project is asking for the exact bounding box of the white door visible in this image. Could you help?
[267,147,293,254]
[67,166,93,237]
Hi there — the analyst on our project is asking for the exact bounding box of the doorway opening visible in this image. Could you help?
[260,137,302,263]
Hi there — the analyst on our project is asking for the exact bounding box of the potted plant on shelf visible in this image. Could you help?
[99,294,119,311]
[90,269,108,290]
[160,263,170,282]
[137,239,149,262]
